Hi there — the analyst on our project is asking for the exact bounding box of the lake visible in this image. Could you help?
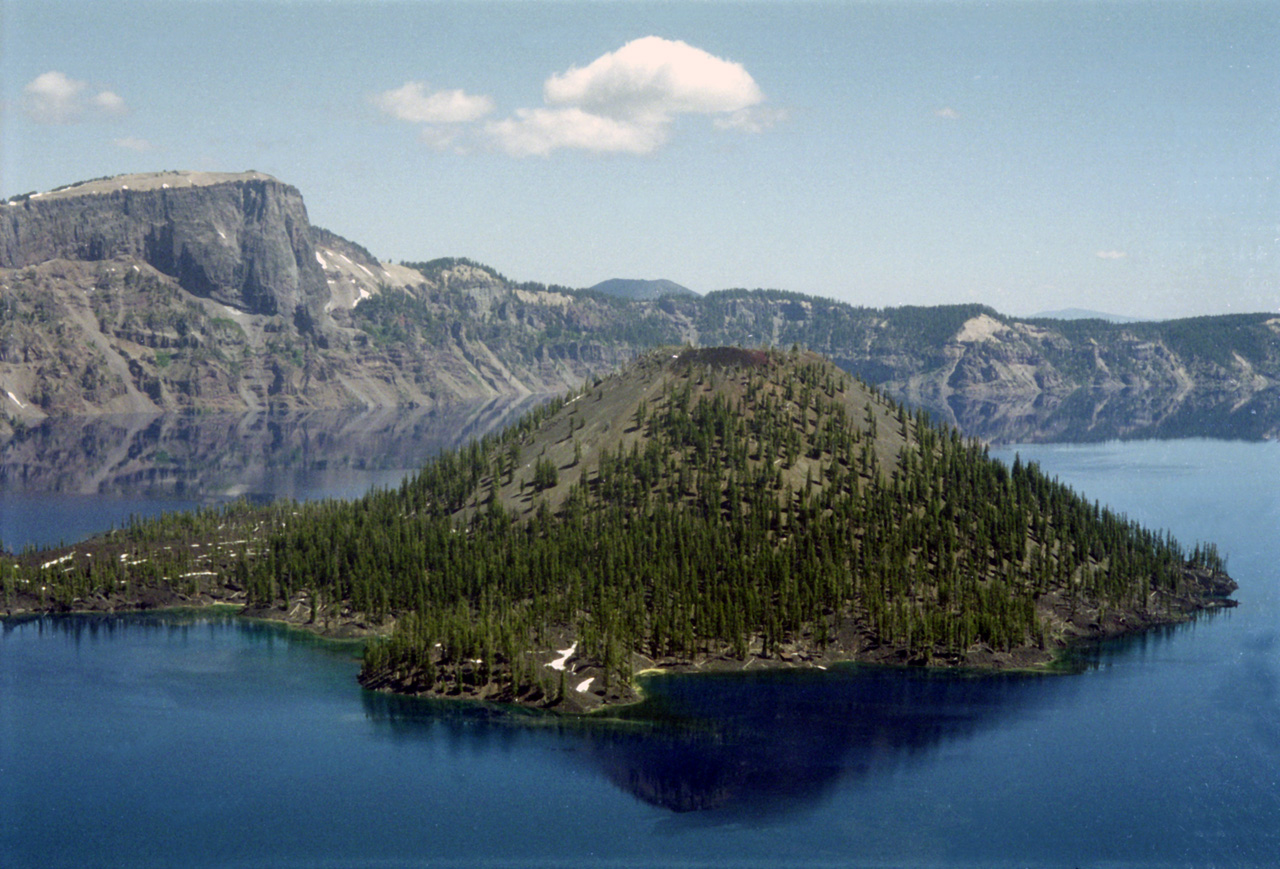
[0,399,545,551]
[2,436,1278,867]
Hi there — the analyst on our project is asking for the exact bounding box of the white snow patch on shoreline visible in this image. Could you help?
[548,642,577,671]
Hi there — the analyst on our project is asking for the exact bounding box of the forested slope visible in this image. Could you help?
[5,347,1234,713]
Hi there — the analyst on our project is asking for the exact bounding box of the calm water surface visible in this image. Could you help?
[2,439,1278,867]
[0,401,543,551]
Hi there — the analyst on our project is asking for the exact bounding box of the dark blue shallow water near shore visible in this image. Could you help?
[2,440,1278,867]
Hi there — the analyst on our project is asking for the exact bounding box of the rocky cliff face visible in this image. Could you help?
[0,173,647,424]
[4,171,1278,444]
[1,172,328,326]
[666,294,1280,442]
[0,255,640,423]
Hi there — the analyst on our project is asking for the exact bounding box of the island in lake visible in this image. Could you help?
[1,347,1237,712]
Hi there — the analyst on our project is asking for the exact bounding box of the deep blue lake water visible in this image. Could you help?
[2,439,1278,867]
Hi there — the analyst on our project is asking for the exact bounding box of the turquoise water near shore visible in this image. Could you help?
[2,440,1278,867]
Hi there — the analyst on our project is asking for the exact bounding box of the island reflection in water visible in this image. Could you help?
[0,396,551,549]
[7,603,1231,831]
[360,613,1229,819]
[0,396,551,497]
[361,664,1071,817]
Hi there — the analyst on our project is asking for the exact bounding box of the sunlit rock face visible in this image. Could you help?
[1,171,328,324]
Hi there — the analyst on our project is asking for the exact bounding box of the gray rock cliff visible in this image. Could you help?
[1,171,328,326]
[4,171,1278,444]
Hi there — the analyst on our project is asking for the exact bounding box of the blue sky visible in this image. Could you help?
[3,1,1276,319]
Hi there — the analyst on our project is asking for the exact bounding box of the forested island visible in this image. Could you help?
[0,347,1236,712]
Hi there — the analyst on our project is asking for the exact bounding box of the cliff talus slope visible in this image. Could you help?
[0,173,641,423]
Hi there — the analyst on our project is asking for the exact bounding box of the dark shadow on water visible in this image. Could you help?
[360,664,1077,820]
[11,609,1236,821]
[594,667,1072,821]
[361,609,1242,820]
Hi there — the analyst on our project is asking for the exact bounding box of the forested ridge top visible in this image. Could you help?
[2,347,1237,713]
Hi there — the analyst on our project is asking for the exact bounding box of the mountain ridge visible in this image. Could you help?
[588,278,697,300]
[1029,308,1146,323]
[3,171,1279,444]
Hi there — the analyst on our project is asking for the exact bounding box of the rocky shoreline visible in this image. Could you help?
[4,546,1237,716]
[356,564,1237,714]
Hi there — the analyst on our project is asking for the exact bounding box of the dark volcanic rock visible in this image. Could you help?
[1,171,327,325]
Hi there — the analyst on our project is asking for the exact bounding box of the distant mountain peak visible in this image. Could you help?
[589,278,697,301]
[1030,308,1146,324]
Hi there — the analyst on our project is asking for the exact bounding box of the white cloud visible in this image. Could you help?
[487,108,665,157]
[373,82,493,124]
[544,36,762,121]
[93,90,128,116]
[114,136,154,152]
[491,36,776,156]
[714,105,789,133]
[23,71,85,123]
[935,106,961,120]
[1096,250,1128,260]
[23,71,129,123]
[377,37,777,157]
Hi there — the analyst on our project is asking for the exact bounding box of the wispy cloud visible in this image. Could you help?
[113,136,154,152]
[487,107,665,157]
[372,82,493,124]
[714,105,789,133]
[371,82,495,153]
[934,106,961,120]
[23,71,129,124]
[1096,250,1128,260]
[491,36,776,156]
